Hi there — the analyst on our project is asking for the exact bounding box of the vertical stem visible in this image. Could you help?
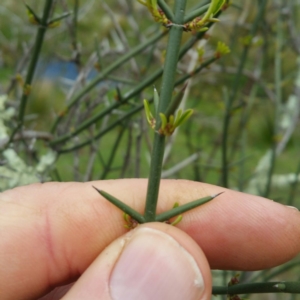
[18,0,54,126]
[264,0,283,198]
[144,135,166,221]
[73,0,79,47]
[99,126,126,179]
[158,0,174,21]
[4,0,54,150]
[144,0,187,221]
[287,159,300,205]
[221,0,267,188]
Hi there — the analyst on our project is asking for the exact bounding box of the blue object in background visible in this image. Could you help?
[39,60,80,80]
[36,59,97,81]
[35,58,119,91]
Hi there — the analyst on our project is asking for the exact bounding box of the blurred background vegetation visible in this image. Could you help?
[0,0,300,298]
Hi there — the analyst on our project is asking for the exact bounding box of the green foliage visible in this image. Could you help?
[0,1,299,197]
[0,0,298,198]
[1,0,300,298]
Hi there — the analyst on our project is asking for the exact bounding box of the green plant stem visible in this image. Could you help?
[157,19,186,114]
[73,0,79,46]
[54,12,225,153]
[264,4,283,198]
[6,0,53,150]
[144,0,187,222]
[221,0,267,188]
[50,168,62,181]
[93,187,145,223]
[57,55,218,153]
[288,159,300,205]
[144,134,166,221]
[165,83,187,117]
[176,56,217,85]
[50,15,220,148]
[99,126,126,179]
[155,192,222,222]
[57,104,141,153]
[232,64,262,191]
[158,0,174,21]
[18,0,54,126]
[50,67,162,147]
[50,30,166,134]
[250,260,300,283]
[212,281,300,295]
[184,3,210,23]
[48,11,71,24]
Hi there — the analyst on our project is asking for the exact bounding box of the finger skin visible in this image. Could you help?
[0,179,300,299]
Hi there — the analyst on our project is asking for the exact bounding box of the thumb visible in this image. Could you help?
[62,223,212,300]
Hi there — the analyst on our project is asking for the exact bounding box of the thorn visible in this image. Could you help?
[211,191,225,198]
[92,186,102,193]
[182,82,188,91]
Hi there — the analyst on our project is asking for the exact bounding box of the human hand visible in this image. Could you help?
[1,179,300,300]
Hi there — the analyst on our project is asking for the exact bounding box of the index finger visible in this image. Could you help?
[1,179,300,300]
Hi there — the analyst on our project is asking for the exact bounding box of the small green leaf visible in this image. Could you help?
[216,41,230,56]
[169,114,174,125]
[202,0,225,24]
[185,0,225,31]
[211,0,225,14]
[173,202,179,208]
[176,108,183,120]
[199,27,209,32]
[123,212,130,223]
[174,109,193,127]
[138,0,168,25]
[168,202,183,226]
[144,99,155,128]
[151,0,158,12]
[159,113,167,130]
[170,215,183,226]
[47,20,61,28]
[197,47,205,60]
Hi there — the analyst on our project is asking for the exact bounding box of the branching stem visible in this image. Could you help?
[144,0,187,221]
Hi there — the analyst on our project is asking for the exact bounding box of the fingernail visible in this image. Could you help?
[109,227,204,300]
[286,205,299,211]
